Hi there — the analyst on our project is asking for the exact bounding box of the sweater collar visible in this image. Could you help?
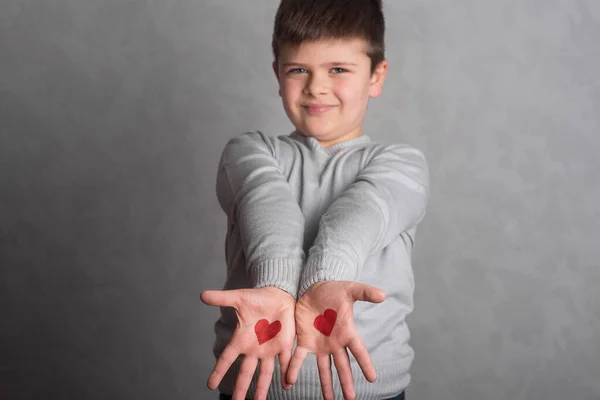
[289,131,371,155]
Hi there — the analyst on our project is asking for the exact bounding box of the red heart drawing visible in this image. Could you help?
[254,319,282,345]
[314,309,337,337]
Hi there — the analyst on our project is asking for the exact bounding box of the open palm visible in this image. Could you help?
[287,281,386,400]
[201,287,296,400]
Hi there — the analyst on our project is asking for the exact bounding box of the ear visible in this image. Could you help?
[369,59,388,98]
[272,61,282,97]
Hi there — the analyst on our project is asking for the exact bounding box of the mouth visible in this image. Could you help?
[303,105,336,115]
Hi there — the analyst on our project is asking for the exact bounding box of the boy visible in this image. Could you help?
[201,0,430,399]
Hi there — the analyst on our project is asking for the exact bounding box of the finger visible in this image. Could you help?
[233,356,258,400]
[208,345,240,390]
[286,346,309,385]
[347,335,376,382]
[317,354,335,400]
[200,289,240,308]
[254,358,275,400]
[333,348,355,400]
[278,350,293,390]
[347,283,386,304]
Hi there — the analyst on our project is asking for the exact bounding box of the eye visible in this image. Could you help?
[331,67,348,74]
[287,68,307,74]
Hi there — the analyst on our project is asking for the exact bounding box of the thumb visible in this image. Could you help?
[200,289,240,308]
[347,283,386,304]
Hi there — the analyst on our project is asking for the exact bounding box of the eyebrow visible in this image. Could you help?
[282,62,358,67]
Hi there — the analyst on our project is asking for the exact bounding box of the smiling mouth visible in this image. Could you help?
[303,105,336,114]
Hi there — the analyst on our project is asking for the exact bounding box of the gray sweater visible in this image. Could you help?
[213,131,429,399]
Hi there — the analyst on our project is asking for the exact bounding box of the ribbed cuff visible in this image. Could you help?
[251,258,303,299]
[298,254,354,298]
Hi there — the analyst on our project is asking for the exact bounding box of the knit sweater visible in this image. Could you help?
[212,130,429,399]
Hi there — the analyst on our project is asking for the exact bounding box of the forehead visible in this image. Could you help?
[279,38,370,64]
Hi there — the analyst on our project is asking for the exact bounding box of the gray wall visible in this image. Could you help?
[1,1,599,399]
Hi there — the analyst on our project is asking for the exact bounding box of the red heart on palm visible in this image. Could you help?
[314,309,337,337]
[254,319,282,345]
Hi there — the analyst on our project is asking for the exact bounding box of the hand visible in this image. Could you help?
[201,287,296,400]
[287,281,386,400]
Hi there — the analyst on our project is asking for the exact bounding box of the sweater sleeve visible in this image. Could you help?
[298,144,430,297]
[216,131,305,298]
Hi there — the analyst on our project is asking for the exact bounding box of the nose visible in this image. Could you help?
[304,71,329,96]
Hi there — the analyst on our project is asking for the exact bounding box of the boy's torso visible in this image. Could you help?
[215,131,417,399]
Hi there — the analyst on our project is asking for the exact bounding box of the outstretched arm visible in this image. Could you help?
[290,144,429,399]
[216,131,305,298]
[204,131,305,399]
[298,144,430,297]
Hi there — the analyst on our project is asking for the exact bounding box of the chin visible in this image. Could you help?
[299,125,334,139]
[300,132,330,141]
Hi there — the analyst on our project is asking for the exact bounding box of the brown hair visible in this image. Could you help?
[272,0,385,74]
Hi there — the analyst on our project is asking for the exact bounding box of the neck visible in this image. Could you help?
[299,128,363,148]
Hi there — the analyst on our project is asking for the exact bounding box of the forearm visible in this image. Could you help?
[217,131,305,297]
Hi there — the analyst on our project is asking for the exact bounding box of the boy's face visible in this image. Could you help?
[273,38,388,148]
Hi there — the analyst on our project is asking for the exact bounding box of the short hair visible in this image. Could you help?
[272,0,385,74]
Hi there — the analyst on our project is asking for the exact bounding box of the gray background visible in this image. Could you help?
[1,0,599,399]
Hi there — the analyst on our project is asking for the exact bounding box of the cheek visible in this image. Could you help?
[335,81,369,107]
[281,82,303,105]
